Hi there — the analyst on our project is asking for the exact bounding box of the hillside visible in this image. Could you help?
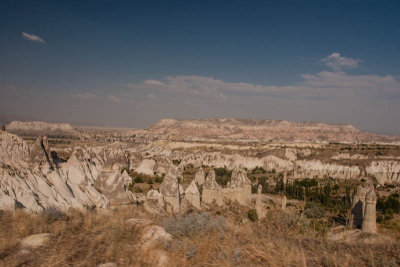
[148,118,400,143]
[6,121,78,136]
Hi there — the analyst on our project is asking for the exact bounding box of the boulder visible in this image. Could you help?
[20,233,52,249]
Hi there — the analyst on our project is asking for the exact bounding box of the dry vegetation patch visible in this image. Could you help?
[0,207,399,266]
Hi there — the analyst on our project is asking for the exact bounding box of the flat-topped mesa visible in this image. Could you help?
[202,169,223,206]
[194,167,205,186]
[148,118,399,143]
[7,121,78,136]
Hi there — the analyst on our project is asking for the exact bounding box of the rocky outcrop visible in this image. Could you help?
[350,183,377,233]
[255,185,265,219]
[366,161,400,185]
[0,131,135,212]
[194,167,205,186]
[144,190,164,215]
[136,159,156,176]
[223,168,252,206]
[294,160,361,180]
[362,188,377,233]
[184,180,201,209]
[159,169,183,213]
[94,170,135,206]
[202,169,223,206]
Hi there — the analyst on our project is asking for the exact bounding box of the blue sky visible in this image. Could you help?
[1,0,400,134]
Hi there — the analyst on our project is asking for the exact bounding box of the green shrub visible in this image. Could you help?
[134,177,143,183]
[247,209,258,222]
[172,159,181,166]
[304,202,325,219]
[214,167,232,186]
[147,179,153,185]
[128,183,134,191]
[155,176,163,183]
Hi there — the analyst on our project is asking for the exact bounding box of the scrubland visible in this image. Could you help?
[0,205,399,267]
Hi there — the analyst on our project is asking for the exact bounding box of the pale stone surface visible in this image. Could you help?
[126,218,171,266]
[95,171,136,206]
[144,190,164,215]
[351,185,367,229]
[20,233,52,249]
[362,188,377,233]
[202,169,223,206]
[126,218,154,227]
[366,161,400,184]
[281,195,287,210]
[184,181,201,209]
[194,167,205,186]
[350,183,377,234]
[159,171,183,213]
[136,159,156,176]
[98,263,117,267]
[255,185,265,219]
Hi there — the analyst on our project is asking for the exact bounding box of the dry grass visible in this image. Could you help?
[0,206,399,267]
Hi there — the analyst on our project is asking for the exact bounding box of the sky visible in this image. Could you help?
[1,0,400,134]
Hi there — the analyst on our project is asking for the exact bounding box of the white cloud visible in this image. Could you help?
[143,80,164,86]
[76,92,98,99]
[321,52,361,71]
[107,95,122,103]
[22,32,46,43]
[147,93,157,100]
[126,70,399,101]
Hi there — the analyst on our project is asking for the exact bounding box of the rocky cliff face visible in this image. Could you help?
[0,131,133,211]
[148,118,399,143]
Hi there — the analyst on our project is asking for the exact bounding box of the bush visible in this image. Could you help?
[128,183,134,192]
[155,176,163,183]
[247,209,258,222]
[42,207,67,222]
[214,167,232,186]
[134,177,143,183]
[172,159,181,166]
[163,212,226,237]
[304,202,325,219]
[251,166,267,174]
[147,179,153,185]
